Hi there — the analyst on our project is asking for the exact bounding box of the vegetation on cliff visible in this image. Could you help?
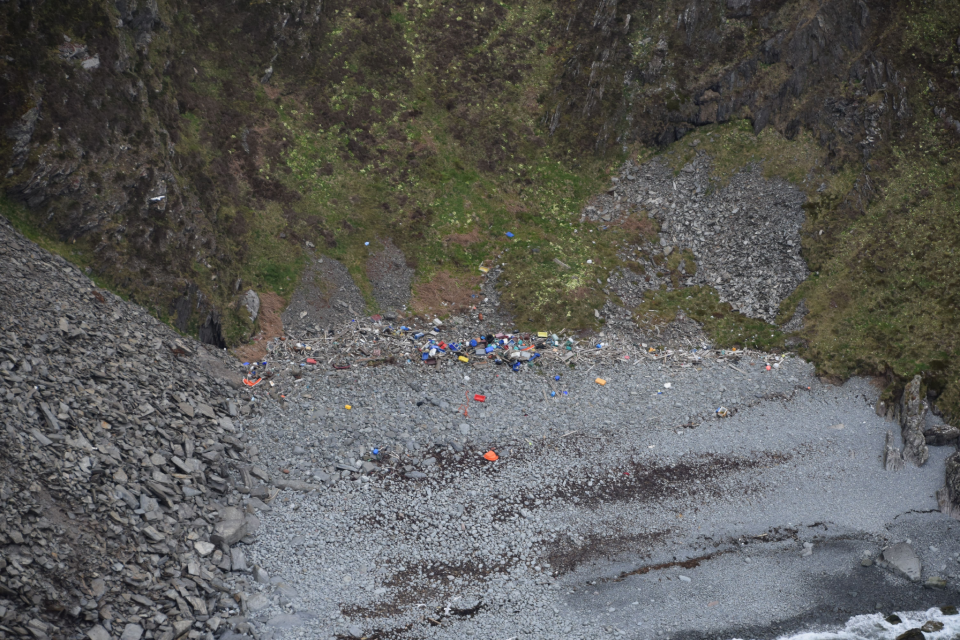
[1,0,959,416]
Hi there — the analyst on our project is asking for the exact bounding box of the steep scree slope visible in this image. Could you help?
[0,215,271,640]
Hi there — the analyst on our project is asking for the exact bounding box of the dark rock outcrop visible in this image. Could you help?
[938,451,960,520]
[899,375,929,466]
[924,423,960,446]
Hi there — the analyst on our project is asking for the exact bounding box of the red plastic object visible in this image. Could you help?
[473,394,486,402]
[306,358,317,365]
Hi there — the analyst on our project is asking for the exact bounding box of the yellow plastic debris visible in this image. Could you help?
[345,405,352,410]
[458,356,469,363]
[537,331,548,338]
[479,266,490,273]
[595,378,606,386]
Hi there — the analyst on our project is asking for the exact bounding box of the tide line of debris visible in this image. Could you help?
[241,314,790,391]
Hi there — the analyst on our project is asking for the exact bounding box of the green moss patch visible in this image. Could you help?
[635,285,785,352]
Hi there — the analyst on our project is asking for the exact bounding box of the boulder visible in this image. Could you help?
[937,450,960,520]
[211,506,247,546]
[243,289,260,322]
[877,542,921,582]
[899,376,929,466]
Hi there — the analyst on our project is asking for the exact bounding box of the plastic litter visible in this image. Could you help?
[505,232,514,238]
[716,406,729,418]
[483,450,499,461]
[345,404,352,410]
[239,310,788,397]
[473,394,486,402]
[595,378,606,386]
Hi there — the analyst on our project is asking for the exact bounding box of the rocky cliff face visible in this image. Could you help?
[2,0,959,414]
[1,0,325,342]
[549,0,898,156]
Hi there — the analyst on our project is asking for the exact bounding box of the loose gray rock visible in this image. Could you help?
[878,542,922,582]
[0,217,260,640]
[86,625,111,640]
[212,506,248,546]
[119,623,143,640]
[596,158,808,323]
[246,593,271,612]
[231,547,249,572]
